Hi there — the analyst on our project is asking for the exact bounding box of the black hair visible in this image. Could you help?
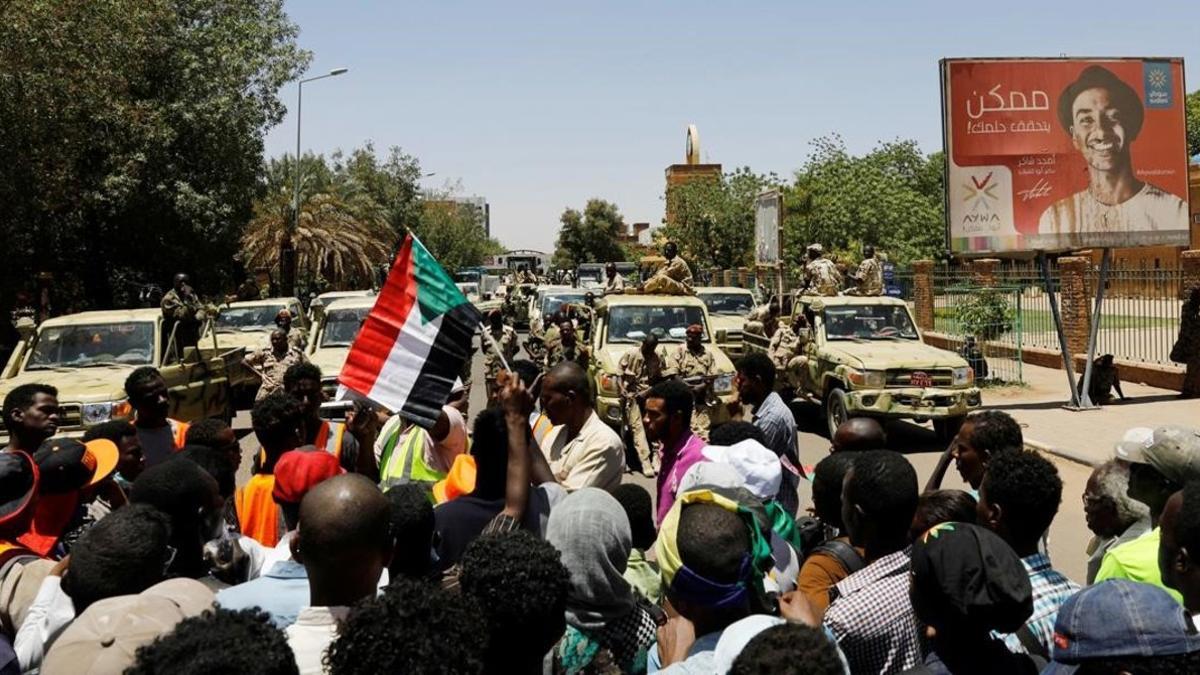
[175,445,235,498]
[966,410,1023,456]
[611,483,656,551]
[1056,65,1144,140]
[251,392,303,453]
[647,378,693,427]
[509,359,541,390]
[384,483,435,580]
[735,352,776,390]
[81,419,136,444]
[126,608,299,675]
[129,458,218,577]
[469,407,510,498]
[326,577,486,675]
[459,532,569,673]
[283,362,322,391]
[730,623,845,675]
[812,452,858,529]
[1074,653,1200,675]
[844,450,919,536]
[183,417,232,448]
[123,366,163,398]
[981,451,1062,544]
[709,422,767,447]
[910,489,977,542]
[62,503,171,613]
[1177,482,1200,563]
[3,383,57,421]
[678,503,749,584]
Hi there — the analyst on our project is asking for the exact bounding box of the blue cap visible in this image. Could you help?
[1044,580,1200,673]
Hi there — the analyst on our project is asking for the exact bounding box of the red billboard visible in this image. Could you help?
[941,58,1190,255]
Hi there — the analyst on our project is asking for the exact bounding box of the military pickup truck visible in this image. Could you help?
[201,297,309,353]
[589,293,737,432]
[745,295,982,439]
[306,295,377,415]
[695,287,756,358]
[0,309,244,442]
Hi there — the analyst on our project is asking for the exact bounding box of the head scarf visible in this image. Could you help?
[546,488,634,630]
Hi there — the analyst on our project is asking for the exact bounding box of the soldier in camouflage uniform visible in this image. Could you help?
[801,244,843,296]
[161,273,203,355]
[845,245,884,296]
[770,314,811,389]
[619,333,672,477]
[670,323,717,440]
[545,319,589,371]
[643,242,694,295]
[274,309,308,351]
[482,310,519,404]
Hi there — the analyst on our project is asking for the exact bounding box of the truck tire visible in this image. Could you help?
[824,388,850,439]
[933,416,965,442]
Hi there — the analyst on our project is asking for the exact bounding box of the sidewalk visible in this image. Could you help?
[983,362,1194,467]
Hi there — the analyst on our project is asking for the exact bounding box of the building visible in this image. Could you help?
[664,125,721,226]
[423,194,491,236]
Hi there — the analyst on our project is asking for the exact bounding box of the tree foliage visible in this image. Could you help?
[552,199,627,269]
[0,0,310,309]
[1187,89,1200,158]
[414,193,504,275]
[660,168,780,270]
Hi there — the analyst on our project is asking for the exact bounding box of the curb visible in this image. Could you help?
[1026,438,1099,469]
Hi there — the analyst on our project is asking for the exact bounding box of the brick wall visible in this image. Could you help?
[1058,256,1091,356]
[913,260,934,330]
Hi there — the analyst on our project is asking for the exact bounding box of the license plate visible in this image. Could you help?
[910,371,932,387]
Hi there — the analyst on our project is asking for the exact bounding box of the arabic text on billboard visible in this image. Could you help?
[942,58,1189,255]
[754,191,781,265]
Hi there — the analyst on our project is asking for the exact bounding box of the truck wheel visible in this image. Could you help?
[824,388,850,439]
[933,416,965,442]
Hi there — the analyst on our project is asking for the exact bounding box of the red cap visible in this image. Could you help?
[272,450,343,505]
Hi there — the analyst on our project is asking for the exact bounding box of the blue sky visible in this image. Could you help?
[265,1,1200,252]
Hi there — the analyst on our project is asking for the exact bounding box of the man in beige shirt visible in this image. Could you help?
[539,361,624,491]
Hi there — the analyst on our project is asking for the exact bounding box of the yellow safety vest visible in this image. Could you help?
[378,424,446,492]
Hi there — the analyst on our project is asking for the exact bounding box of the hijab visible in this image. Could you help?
[545,488,634,630]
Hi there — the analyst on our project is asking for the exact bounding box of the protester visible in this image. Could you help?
[124,367,190,468]
[734,352,802,515]
[129,458,224,581]
[976,450,1077,657]
[729,622,847,675]
[125,607,299,675]
[237,393,305,548]
[799,452,864,617]
[244,329,308,403]
[184,417,242,473]
[1041,580,1200,672]
[459,531,570,675]
[926,409,1023,493]
[708,421,767,448]
[831,417,887,453]
[374,380,470,490]
[324,577,485,675]
[822,449,922,674]
[1097,425,1200,600]
[283,363,358,472]
[19,438,118,558]
[909,490,977,543]
[81,420,144,491]
[539,362,624,491]
[903,522,1038,674]
[1158,481,1200,618]
[1083,458,1150,584]
[2,384,59,454]
[611,483,662,604]
[286,474,392,675]
[644,378,706,524]
[0,451,50,642]
[42,578,215,675]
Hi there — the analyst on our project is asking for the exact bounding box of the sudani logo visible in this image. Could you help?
[962,173,998,213]
[1148,68,1168,89]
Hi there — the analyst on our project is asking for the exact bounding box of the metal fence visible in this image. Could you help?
[1091,267,1183,367]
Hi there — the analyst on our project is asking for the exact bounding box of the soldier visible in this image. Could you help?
[1078,353,1126,405]
[619,334,671,477]
[275,309,307,351]
[604,262,626,294]
[243,329,309,402]
[481,309,519,403]
[643,242,694,295]
[235,277,261,302]
[670,323,717,440]
[801,244,843,296]
[545,319,589,371]
[1171,286,1200,399]
[845,245,884,296]
[161,273,202,355]
[518,265,537,284]
[768,314,801,372]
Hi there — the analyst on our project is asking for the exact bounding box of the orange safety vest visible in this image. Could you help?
[235,473,282,548]
[313,420,347,460]
[167,418,190,451]
[531,413,554,447]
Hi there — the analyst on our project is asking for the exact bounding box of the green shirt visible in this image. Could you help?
[1094,528,1183,603]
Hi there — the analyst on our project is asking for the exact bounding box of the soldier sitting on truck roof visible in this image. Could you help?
[845,245,884,296]
[801,244,843,297]
[641,242,694,296]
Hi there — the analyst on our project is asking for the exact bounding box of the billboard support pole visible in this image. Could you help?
[1038,252,1081,408]
[1075,247,1111,410]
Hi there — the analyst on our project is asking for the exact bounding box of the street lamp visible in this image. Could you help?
[285,67,348,295]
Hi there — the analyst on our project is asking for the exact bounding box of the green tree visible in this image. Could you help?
[332,143,425,237]
[413,188,503,274]
[661,167,780,269]
[1187,89,1200,158]
[552,199,627,269]
[0,0,310,308]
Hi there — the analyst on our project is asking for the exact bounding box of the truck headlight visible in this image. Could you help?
[597,374,620,396]
[81,400,132,425]
[952,367,973,386]
[713,374,734,394]
[848,369,886,388]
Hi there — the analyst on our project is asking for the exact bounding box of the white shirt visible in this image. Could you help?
[1038,182,1187,237]
[541,411,625,492]
[286,605,350,675]
[15,575,74,672]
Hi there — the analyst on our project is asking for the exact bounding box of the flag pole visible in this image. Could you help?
[479,322,512,373]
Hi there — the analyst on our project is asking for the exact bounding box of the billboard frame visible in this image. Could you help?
[754,190,783,267]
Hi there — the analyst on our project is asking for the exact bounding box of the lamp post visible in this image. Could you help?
[284,67,348,296]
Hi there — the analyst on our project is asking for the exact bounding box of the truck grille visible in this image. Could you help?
[886,369,953,387]
[57,404,83,430]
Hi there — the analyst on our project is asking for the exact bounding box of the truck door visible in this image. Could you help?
[160,319,231,422]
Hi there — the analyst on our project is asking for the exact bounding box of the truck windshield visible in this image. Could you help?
[542,293,587,317]
[606,306,708,344]
[321,307,370,347]
[823,305,919,341]
[26,322,155,369]
[700,293,754,316]
[215,305,286,332]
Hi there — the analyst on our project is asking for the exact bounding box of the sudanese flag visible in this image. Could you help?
[338,233,480,428]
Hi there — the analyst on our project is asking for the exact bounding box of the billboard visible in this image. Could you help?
[941,58,1190,255]
[754,190,782,265]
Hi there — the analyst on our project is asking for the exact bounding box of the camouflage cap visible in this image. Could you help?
[806,243,824,253]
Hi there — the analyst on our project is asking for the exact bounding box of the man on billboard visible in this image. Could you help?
[1038,65,1186,237]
